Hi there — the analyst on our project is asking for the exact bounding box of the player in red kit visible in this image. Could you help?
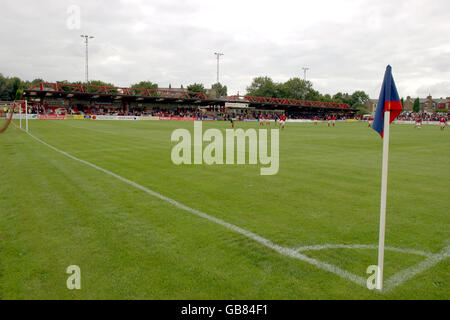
[440,117,447,131]
[229,117,234,129]
[314,116,318,125]
[280,114,287,130]
[332,115,336,127]
[327,116,332,127]
[415,118,422,129]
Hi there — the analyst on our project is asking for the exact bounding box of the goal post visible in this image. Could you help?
[14,100,29,132]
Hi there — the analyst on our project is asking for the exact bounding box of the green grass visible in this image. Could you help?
[0,119,448,299]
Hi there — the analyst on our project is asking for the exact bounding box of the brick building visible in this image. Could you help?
[365,96,450,113]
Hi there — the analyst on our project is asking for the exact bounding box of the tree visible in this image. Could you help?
[131,81,158,90]
[31,78,45,85]
[413,98,420,113]
[187,83,206,94]
[332,92,344,102]
[15,88,23,100]
[9,77,22,101]
[305,87,321,101]
[87,80,116,87]
[320,94,333,102]
[0,75,22,101]
[349,90,370,107]
[0,74,12,100]
[246,76,279,98]
[57,80,77,93]
[245,76,369,104]
[70,80,117,94]
[20,78,45,90]
[0,74,38,100]
[331,92,352,104]
[278,78,313,100]
[355,105,370,115]
[211,82,228,98]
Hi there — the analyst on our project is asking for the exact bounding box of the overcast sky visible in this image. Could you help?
[1,0,449,98]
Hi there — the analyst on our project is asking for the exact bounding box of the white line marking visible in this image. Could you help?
[295,243,449,292]
[69,147,143,154]
[23,130,366,288]
[384,245,449,292]
[17,127,449,292]
[295,244,434,258]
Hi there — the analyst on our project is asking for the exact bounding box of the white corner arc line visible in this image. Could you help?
[23,130,366,288]
[384,245,449,292]
[295,243,449,292]
[296,244,434,258]
[19,128,449,292]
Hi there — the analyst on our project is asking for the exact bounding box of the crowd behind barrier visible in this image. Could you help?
[11,103,449,123]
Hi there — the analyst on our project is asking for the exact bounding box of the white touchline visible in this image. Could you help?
[23,130,365,288]
[20,127,449,293]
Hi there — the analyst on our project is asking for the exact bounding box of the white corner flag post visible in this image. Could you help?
[376,105,391,291]
[25,100,28,133]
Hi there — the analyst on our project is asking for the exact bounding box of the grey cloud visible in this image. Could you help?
[0,0,449,98]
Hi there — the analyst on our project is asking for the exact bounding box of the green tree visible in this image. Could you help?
[349,90,370,107]
[56,80,76,93]
[413,98,420,113]
[15,88,23,100]
[324,94,332,100]
[23,78,45,89]
[9,77,22,101]
[88,80,116,87]
[355,105,370,115]
[279,78,314,100]
[246,76,279,98]
[0,74,12,100]
[70,80,117,94]
[0,74,34,100]
[305,88,321,101]
[211,82,228,98]
[332,92,344,102]
[187,83,207,94]
[245,76,363,104]
[131,81,158,90]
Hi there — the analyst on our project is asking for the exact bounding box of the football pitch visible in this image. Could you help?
[0,119,448,299]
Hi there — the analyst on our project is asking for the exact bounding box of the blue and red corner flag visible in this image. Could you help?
[372,65,403,138]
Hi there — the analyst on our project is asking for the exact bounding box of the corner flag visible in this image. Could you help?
[372,65,403,138]
[373,65,402,291]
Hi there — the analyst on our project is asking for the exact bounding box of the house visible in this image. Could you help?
[365,96,450,113]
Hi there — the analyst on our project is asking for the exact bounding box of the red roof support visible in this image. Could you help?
[28,82,209,100]
[27,83,351,109]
